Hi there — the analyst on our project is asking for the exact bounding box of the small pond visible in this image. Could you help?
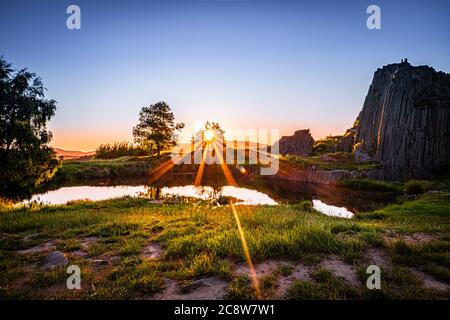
[24,185,277,206]
[22,179,392,218]
[19,167,398,219]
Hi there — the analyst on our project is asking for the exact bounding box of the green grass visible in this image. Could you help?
[287,268,360,299]
[355,192,450,233]
[226,275,256,299]
[281,154,382,171]
[387,240,450,283]
[0,190,449,299]
[339,178,401,192]
[45,156,168,187]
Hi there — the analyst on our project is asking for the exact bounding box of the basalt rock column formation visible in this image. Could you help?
[354,60,450,180]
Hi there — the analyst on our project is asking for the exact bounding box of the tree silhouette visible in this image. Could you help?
[0,57,59,198]
[133,101,185,156]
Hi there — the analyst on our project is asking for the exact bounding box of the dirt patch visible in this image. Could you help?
[150,277,228,300]
[234,260,314,299]
[365,247,391,270]
[16,240,56,255]
[401,233,440,244]
[141,243,164,260]
[68,237,101,257]
[149,200,164,204]
[150,279,178,300]
[79,237,101,250]
[364,247,449,292]
[234,260,282,277]
[87,254,120,267]
[319,255,362,288]
[410,269,450,292]
[276,262,312,299]
[22,233,40,242]
[70,250,88,257]
[383,232,440,245]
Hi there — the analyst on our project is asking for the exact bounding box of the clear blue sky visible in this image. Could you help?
[1,0,449,150]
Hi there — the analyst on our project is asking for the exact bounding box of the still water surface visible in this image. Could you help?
[23,184,354,218]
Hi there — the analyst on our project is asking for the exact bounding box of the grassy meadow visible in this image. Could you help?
[0,185,449,299]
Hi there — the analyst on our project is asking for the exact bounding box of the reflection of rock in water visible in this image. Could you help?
[147,175,396,211]
[239,177,397,212]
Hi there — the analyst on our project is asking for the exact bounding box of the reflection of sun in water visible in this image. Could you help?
[204,129,215,142]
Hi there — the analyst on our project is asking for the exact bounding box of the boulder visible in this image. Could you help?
[277,129,314,156]
[334,129,356,153]
[354,149,372,163]
[43,251,68,270]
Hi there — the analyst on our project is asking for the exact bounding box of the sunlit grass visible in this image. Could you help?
[0,191,449,299]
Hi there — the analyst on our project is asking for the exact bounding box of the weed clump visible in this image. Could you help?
[405,180,428,195]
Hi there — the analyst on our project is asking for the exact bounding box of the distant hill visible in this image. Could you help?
[53,141,268,161]
[53,148,95,160]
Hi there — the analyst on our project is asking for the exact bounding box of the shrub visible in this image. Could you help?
[95,141,147,159]
[405,180,428,195]
[312,135,342,155]
[297,200,313,212]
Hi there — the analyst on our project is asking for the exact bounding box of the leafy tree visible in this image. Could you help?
[0,57,59,198]
[203,121,225,136]
[133,101,185,156]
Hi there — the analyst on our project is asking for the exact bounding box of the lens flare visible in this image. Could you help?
[211,141,262,299]
[151,137,263,299]
[204,129,215,142]
[230,202,262,299]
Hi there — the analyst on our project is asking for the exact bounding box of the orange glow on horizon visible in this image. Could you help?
[49,122,350,152]
[49,127,134,152]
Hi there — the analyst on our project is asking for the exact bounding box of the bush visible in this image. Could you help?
[312,135,342,155]
[95,141,147,159]
[405,180,428,195]
[297,200,313,212]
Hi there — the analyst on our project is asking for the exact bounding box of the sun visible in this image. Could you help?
[204,129,215,142]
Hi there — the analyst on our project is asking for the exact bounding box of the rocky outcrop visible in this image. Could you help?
[43,251,68,270]
[334,128,356,153]
[276,167,365,185]
[260,161,368,185]
[354,60,450,180]
[277,129,314,156]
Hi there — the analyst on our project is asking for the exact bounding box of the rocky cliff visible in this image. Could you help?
[354,60,450,180]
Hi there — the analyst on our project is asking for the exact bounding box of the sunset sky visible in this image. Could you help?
[1,0,449,151]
